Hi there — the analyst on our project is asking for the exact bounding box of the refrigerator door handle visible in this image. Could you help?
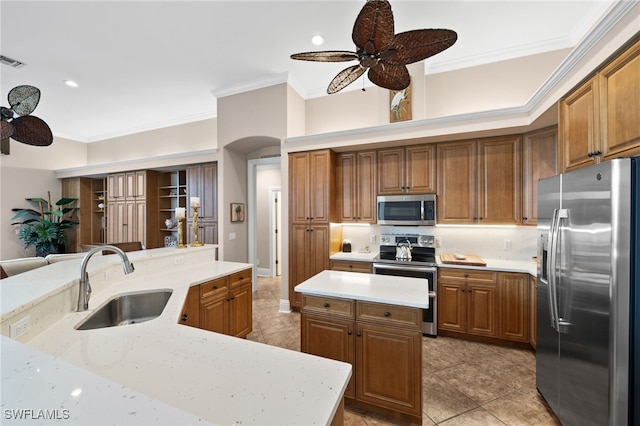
[547,208,558,330]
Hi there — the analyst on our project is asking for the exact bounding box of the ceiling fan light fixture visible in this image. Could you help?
[64,80,79,88]
[311,35,325,46]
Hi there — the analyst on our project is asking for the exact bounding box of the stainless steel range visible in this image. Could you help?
[373,234,437,336]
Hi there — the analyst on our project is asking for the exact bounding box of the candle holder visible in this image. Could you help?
[177,217,186,249]
[191,206,204,247]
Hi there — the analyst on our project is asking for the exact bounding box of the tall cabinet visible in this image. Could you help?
[186,162,218,245]
[106,170,159,248]
[61,177,107,252]
[288,149,336,309]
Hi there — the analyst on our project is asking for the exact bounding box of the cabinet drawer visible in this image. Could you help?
[302,295,355,319]
[229,268,252,288]
[330,260,373,273]
[200,277,228,299]
[438,268,497,283]
[356,302,421,330]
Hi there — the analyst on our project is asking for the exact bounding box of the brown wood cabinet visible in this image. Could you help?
[179,268,252,338]
[498,273,529,342]
[377,145,436,194]
[330,260,373,274]
[337,151,377,223]
[438,268,530,344]
[437,136,522,224]
[559,38,640,172]
[290,224,330,308]
[522,126,558,225]
[106,170,159,248]
[301,294,422,423]
[288,150,336,309]
[186,162,218,245]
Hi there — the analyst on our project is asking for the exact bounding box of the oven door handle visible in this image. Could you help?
[373,263,436,273]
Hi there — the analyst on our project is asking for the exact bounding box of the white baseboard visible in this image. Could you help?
[256,267,272,277]
[278,299,291,313]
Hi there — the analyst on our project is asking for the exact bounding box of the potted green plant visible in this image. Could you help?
[11,191,78,257]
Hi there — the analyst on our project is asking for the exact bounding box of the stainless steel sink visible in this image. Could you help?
[75,289,173,330]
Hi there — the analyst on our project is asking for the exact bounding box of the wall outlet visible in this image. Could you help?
[174,256,184,265]
[435,237,442,248]
[370,234,376,244]
[504,239,512,251]
[10,315,30,338]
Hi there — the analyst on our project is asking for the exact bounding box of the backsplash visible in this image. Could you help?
[339,224,537,261]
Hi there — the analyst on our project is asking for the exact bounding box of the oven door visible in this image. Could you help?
[372,263,437,336]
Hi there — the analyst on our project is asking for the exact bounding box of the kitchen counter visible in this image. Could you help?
[1,246,351,426]
[437,256,537,276]
[330,251,379,262]
[294,270,429,309]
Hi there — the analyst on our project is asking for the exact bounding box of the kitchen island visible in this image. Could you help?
[1,246,350,425]
[295,270,429,423]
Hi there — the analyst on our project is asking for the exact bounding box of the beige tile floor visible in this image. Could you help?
[247,276,561,425]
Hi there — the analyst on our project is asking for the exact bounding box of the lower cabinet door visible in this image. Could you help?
[200,293,227,334]
[229,283,252,338]
[301,314,355,398]
[355,323,421,417]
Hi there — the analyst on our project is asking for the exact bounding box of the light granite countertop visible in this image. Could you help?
[295,270,430,309]
[1,246,351,426]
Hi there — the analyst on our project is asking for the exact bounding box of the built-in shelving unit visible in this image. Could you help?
[91,178,107,244]
[158,170,186,247]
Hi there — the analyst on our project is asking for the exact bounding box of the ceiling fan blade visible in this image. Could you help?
[8,85,41,116]
[1,120,15,139]
[10,115,53,146]
[386,29,458,65]
[327,65,366,94]
[290,51,358,62]
[368,63,410,91]
[352,0,394,53]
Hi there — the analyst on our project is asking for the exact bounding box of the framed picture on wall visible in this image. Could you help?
[231,203,245,222]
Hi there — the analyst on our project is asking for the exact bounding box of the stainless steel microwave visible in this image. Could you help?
[377,194,436,226]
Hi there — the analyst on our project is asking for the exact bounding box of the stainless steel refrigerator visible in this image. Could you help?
[537,157,638,426]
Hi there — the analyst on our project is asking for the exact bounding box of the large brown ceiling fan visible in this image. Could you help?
[291,0,457,94]
[1,85,53,154]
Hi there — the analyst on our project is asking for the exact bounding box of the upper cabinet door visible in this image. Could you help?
[522,127,557,226]
[289,152,311,224]
[406,145,436,194]
[377,147,405,195]
[355,150,377,223]
[559,76,600,172]
[437,140,476,224]
[289,150,335,224]
[477,135,522,224]
[599,38,640,161]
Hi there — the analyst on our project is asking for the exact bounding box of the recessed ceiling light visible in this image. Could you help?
[64,80,78,88]
[311,35,324,46]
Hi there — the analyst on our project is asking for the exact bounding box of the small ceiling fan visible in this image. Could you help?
[1,85,53,154]
[291,0,457,94]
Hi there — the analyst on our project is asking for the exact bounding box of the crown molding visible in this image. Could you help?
[211,72,290,99]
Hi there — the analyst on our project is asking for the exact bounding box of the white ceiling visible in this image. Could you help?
[0,0,618,143]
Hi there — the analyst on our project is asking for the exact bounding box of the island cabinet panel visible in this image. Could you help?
[179,268,252,338]
[438,268,531,345]
[301,294,422,423]
[330,260,373,274]
[377,145,436,195]
[356,323,421,416]
[337,150,377,223]
[301,315,356,398]
[530,277,537,350]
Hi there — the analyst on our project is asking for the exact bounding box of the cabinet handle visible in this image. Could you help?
[213,285,218,290]
[348,330,353,335]
[523,217,528,221]
[595,150,602,156]
[383,311,390,317]
[357,332,362,337]
[323,303,330,308]
[464,273,468,278]
[181,313,188,322]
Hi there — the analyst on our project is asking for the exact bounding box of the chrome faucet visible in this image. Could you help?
[77,245,135,311]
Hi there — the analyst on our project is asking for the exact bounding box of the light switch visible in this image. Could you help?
[229,232,236,241]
